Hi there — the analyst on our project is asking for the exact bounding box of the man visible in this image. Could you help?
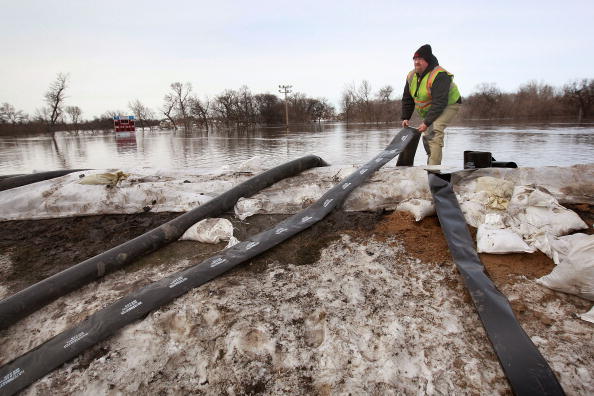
[401,44,461,165]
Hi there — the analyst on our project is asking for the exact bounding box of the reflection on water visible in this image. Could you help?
[1,122,593,174]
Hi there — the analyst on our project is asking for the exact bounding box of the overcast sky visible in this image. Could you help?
[1,0,593,118]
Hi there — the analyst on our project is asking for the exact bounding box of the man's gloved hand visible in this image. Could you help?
[417,122,428,133]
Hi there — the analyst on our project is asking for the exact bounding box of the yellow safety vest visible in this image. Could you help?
[407,66,461,118]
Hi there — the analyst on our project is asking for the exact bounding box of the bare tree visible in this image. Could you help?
[128,99,153,131]
[309,98,334,122]
[340,84,357,123]
[357,80,373,123]
[213,89,239,126]
[65,106,82,131]
[42,72,69,133]
[377,85,394,101]
[0,103,28,124]
[162,94,177,130]
[169,82,193,129]
[254,93,283,124]
[465,83,503,119]
[563,79,594,121]
[189,96,210,129]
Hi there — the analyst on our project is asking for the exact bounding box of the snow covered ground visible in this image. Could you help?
[0,162,593,394]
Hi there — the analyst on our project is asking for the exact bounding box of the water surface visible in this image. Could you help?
[1,122,593,174]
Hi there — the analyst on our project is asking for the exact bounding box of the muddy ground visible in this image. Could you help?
[0,206,593,394]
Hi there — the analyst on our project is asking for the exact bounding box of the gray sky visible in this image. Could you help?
[1,0,593,118]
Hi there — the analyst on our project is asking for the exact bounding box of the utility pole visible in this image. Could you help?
[278,84,292,127]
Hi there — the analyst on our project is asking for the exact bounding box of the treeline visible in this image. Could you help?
[160,82,334,130]
[1,73,593,136]
[339,80,402,123]
[458,79,594,121]
[339,79,594,123]
[0,74,335,135]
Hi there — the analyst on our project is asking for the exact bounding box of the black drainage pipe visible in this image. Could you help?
[0,155,327,330]
[0,170,89,192]
[0,128,417,396]
[0,174,25,181]
[428,171,564,396]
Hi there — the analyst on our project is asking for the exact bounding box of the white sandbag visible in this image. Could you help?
[396,198,435,221]
[476,214,535,254]
[508,186,587,241]
[226,236,240,248]
[534,233,590,265]
[234,197,263,220]
[179,218,234,244]
[536,233,594,301]
[79,171,129,185]
[474,176,514,210]
[580,306,594,323]
[458,195,487,228]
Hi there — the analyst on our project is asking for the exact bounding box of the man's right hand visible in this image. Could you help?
[402,119,409,128]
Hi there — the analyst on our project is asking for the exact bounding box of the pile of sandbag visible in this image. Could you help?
[457,177,592,322]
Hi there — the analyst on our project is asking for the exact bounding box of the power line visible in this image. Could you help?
[278,84,292,127]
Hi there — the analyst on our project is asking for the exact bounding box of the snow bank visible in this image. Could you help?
[1,164,591,222]
[2,234,591,395]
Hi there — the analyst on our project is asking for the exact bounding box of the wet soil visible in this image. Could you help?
[2,204,591,313]
[2,205,592,297]
[0,210,384,296]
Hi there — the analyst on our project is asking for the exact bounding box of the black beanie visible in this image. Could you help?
[413,44,438,66]
[413,44,433,61]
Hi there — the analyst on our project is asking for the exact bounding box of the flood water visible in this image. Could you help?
[1,122,593,175]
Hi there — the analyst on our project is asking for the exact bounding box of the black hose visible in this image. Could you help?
[428,172,564,395]
[0,155,326,330]
[0,128,417,396]
[0,174,25,181]
[0,170,89,192]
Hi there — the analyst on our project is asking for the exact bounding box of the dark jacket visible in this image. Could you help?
[401,61,462,126]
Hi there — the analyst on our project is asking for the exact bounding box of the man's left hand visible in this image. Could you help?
[417,123,428,133]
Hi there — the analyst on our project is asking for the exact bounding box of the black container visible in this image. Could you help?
[464,151,492,169]
[492,161,518,168]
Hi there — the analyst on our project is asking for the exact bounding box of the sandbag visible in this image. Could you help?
[537,233,594,301]
[234,197,263,220]
[474,176,514,210]
[78,171,129,186]
[508,186,587,242]
[476,213,535,254]
[179,218,234,244]
[396,198,435,221]
[477,226,536,254]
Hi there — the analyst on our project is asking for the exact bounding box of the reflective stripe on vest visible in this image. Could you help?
[407,66,460,118]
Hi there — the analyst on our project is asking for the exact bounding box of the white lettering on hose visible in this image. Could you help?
[121,300,143,315]
[275,227,288,235]
[246,241,260,250]
[301,216,313,223]
[323,199,334,207]
[169,276,188,288]
[0,368,24,389]
[64,331,88,348]
[342,182,351,190]
[401,135,408,141]
[210,257,227,268]
[387,149,397,154]
[359,168,368,175]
